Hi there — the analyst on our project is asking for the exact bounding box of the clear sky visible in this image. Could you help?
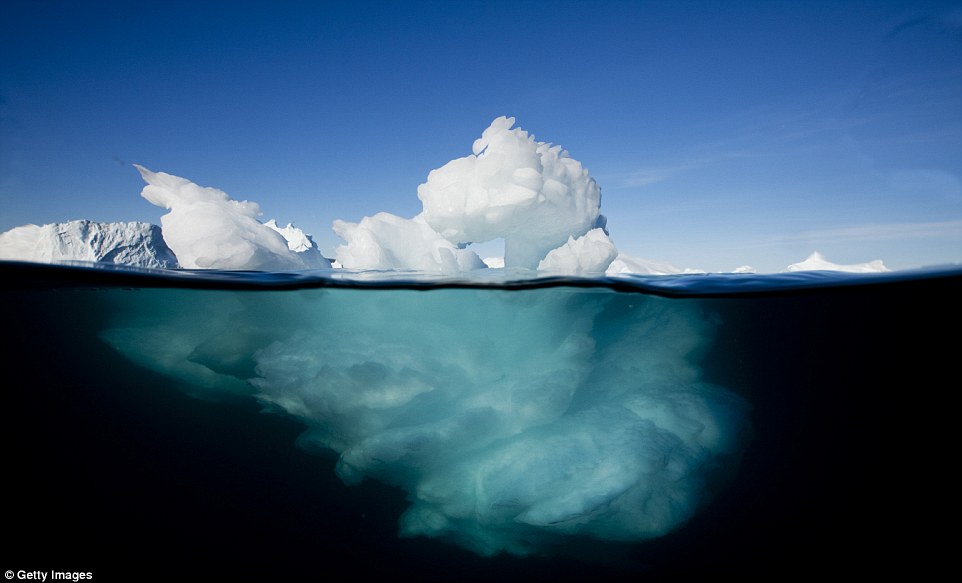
[2,0,960,272]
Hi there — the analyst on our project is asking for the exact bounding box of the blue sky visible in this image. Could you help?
[2,0,960,272]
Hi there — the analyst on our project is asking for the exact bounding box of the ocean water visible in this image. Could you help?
[3,261,959,581]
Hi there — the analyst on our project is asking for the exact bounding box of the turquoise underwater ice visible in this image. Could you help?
[98,279,750,556]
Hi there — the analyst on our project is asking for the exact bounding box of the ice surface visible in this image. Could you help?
[0,219,178,268]
[2,118,896,276]
[335,117,611,273]
[101,286,750,556]
[537,228,618,274]
[418,116,606,270]
[606,253,706,276]
[332,213,485,273]
[137,165,330,270]
[787,251,889,273]
[263,219,332,268]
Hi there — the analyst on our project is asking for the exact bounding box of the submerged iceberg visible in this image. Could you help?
[100,283,750,556]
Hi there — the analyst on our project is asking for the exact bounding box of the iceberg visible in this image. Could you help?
[537,228,618,274]
[0,113,947,578]
[0,118,616,275]
[787,251,889,273]
[0,120,894,276]
[98,282,750,557]
[606,253,706,276]
[263,219,332,269]
[0,219,178,268]
[418,116,609,270]
[332,213,486,273]
[6,260,959,578]
[336,116,616,273]
[136,164,331,271]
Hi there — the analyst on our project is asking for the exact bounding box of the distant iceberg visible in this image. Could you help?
[0,219,178,269]
[607,254,698,276]
[787,251,889,273]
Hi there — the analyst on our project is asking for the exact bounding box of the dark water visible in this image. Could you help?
[3,261,959,581]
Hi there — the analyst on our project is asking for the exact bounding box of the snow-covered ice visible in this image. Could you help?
[0,219,178,268]
[335,117,615,274]
[0,118,894,276]
[787,251,889,273]
[136,165,330,270]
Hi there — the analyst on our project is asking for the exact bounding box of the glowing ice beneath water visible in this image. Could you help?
[101,284,750,556]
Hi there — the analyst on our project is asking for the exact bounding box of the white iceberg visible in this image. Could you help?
[137,164,330,270]
[332,213,485,273]
[787,251,889,273]
[0,219,178,268]
[606,254,706,276]
[538,228,618,274]
[335,117,611,274]
[418,116,605,270]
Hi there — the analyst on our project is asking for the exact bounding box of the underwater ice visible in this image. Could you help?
[100,286,750,556]
[1,116,756,556]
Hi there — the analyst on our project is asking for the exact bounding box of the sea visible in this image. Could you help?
[3,260,959,582]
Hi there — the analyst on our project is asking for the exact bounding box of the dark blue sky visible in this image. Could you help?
[2,0,960,271]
